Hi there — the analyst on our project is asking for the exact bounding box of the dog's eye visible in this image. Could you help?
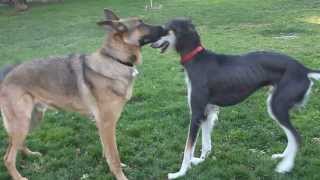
[170,29,178,34]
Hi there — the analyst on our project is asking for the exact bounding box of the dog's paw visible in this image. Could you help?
[121,163,127,168]
[31,152,42,157]
[22,148,42,157]
[191,157,205,166]
[271,153,285,159]
[168,171,185,179]
[275,160,293,173]
[200,148,212,158]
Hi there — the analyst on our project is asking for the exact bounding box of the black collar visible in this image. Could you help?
[100,50,133,67]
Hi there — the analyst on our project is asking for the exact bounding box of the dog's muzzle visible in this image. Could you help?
[151,41,170,53]
[151,30,175,54]
[139,26,168,46]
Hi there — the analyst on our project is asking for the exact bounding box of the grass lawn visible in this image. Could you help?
[1,0,320,179]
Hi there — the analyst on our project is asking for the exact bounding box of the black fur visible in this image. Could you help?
[164,19,319,159]
[139,24,168,46]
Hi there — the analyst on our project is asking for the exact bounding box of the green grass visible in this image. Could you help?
[1,0,320,179]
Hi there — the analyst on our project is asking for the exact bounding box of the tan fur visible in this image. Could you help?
[0,9,157,180]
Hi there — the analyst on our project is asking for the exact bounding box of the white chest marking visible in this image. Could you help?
[132,68,139,77]
[184,71,192,114]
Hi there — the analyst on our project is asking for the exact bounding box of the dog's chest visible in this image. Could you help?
[109,68,138,100]
[85,70,135,100]
[184,71,192,114]
[84,57,139,100]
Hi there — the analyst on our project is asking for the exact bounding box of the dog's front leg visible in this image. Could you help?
[168,81,209,179]
[96,110,127,180]
[191,105,219,166]
[168,99,207,179]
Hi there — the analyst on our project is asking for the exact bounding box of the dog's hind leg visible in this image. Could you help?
[267,87,287,159]
[29,104,46,130]
[18,104,45,158]
[2,91,34,180]
[21,104,45,157]
[267,79,309,173]
[269,103,300,173]
[191,104,219,165]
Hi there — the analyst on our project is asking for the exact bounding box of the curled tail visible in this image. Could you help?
[308,70,320,81]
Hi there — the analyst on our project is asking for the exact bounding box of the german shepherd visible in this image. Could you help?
[151,18,320,179]
[0,9,166,180]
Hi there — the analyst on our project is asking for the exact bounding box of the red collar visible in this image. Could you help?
[181,45,205,64]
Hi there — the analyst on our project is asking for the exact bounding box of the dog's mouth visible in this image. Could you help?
[151,41,170,53]
[150,30,176,54]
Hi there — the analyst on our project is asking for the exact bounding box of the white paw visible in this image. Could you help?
[271,153,285,159]
[191,157,205,166]
[32,152,42,157]
[168,171,186,179]
[121,163,127,168]
[275,160,293,173]
[24,150,42,157]
[200,149,211,159]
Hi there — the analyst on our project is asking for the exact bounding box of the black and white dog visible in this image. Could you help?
[151,18,320,179]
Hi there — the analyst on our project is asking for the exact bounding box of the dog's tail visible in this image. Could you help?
[308,70,320,81]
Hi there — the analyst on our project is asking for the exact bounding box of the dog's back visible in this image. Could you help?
[0,64,18,88]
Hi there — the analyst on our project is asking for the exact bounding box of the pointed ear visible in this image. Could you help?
[97,20,128,33]
[104,8,119,20]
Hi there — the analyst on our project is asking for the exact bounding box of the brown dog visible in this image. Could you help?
[0,9,166,180]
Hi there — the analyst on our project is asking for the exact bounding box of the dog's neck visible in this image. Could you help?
[180,45,204,65]
[100,48,134,67]
[175,30,201,57]
[101,34,142,65]
[86,52,138,81]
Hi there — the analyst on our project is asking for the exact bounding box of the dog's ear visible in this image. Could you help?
[97,20,128,33]
[104,8,119,20]
[185,18,195,32]
[186,17,192,24]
